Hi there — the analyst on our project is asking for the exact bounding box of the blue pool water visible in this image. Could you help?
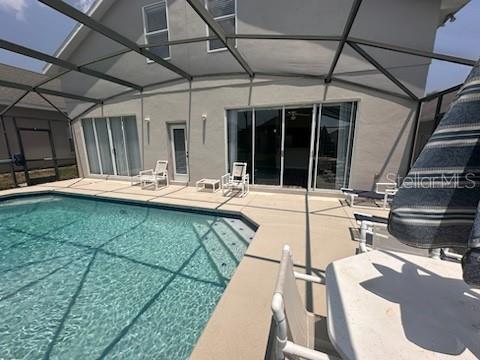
[0,194,255,359]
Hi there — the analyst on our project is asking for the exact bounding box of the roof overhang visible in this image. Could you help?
[439,0,470,26]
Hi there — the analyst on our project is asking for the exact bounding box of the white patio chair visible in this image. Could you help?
[139,160,169,190]
[341,181,398,210]
[221,162,249,197]
[353,212,389,253]
[271,245,339,360]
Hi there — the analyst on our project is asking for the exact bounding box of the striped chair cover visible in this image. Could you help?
[388,60,480,286]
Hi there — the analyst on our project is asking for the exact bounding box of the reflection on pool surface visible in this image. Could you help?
[0,194,255,359]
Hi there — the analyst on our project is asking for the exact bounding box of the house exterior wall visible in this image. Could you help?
[64,0,442,190]
[57,0,441,99]
[72,76,416,190]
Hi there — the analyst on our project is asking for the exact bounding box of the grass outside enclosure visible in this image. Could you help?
[0,165,78,190]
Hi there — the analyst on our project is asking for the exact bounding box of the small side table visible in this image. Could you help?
[196,178,220,193]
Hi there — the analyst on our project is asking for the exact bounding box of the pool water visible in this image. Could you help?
[0,194,255,359]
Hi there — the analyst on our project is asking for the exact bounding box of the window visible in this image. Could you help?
[143,1,170,60]
[206,0,236,52]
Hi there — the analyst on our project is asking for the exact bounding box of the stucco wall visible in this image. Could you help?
[72,75,416,190]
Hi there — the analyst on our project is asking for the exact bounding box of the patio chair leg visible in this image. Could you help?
[349,194,355,207]
[359,221,368,253]
[429,248,441,260]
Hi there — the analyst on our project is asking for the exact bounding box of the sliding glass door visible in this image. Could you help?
[110,117,129,176]
[82,116,141,176]
[254,109,282,185]
[312,103,356,190]
[283,107,314,188]
[226,102,356,190]
[82,118,101,174]
[94,118,114,175]
[227,110,252,180]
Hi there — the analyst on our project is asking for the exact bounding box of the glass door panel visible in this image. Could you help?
[82,118,101,174]
[123,116,141,176]
[313,103,356,190]
[283,107,313,188]
[110,117,129,176]
[94,118,114,175]
[254,109,282,185]
[227,110,253,180]
[170,124,188,181]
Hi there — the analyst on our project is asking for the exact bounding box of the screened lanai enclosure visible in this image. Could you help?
[0,113,78,189]
[0,0,476,190]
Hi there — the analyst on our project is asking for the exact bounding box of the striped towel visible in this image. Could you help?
[388,60,480,286]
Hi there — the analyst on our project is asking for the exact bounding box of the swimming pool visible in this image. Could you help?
[0,194,255,359]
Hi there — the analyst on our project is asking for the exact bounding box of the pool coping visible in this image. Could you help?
[0,182,359,359]
[0,190,260,232]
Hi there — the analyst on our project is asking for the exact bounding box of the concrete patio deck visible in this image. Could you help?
[0,178,389,359]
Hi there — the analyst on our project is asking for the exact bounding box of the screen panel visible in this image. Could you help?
[238,39,338,77]
[83,50,180,87]
[40,70,132,100]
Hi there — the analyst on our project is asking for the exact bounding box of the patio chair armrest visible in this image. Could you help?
[385,188,398,195]
[442,249,463,261]
[139,169,153,176]
[294,271,325,284]
[243,174,250,183]
[375,182,398,194]
[284,341,333,360]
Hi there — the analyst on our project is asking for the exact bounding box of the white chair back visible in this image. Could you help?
[273,246,311,350]
[155,160,168,174]
[232,162,247,180]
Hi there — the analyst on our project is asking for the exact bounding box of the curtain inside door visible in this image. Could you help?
[123,116,141,176]
[94,118,114,175]
[110,117,129,176]
[82,116,141,176]
[82,118,101,174]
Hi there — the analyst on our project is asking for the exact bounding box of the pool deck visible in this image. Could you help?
[0,178,389,359]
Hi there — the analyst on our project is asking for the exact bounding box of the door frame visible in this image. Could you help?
[169,123,189,182]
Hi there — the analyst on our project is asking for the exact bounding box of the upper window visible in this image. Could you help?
[143,1,170,60]
[205,0,236,52]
